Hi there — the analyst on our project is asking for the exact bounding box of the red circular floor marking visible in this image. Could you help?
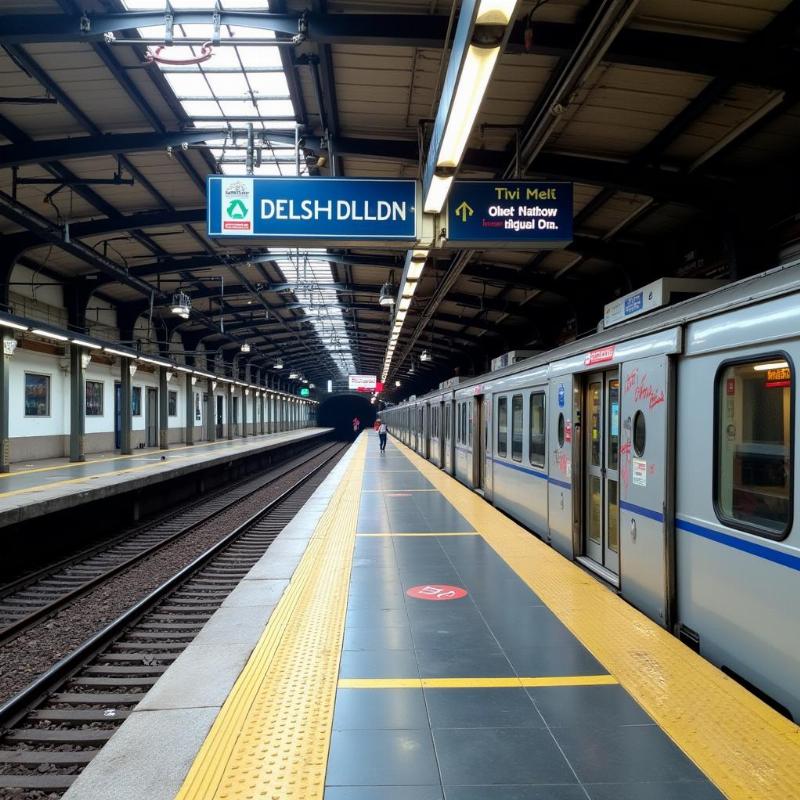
[406,584,468,601]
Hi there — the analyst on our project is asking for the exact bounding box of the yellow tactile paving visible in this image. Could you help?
[174,437,367,800]
[393,438,800,800]
[339,676,618,689]
[356,532,479,537]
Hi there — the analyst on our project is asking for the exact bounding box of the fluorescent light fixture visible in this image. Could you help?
[395,309,407,322]
[423,172,454,214]
[176,366,193,373]
[407,261,425,280]
[476,0,517,25]
[411,249,429,262]
[753,361,790,372]
[289,371,299,379]
[31,328,68,342]
[139,356,171,367]
[438,45,501,169]
[402,284,415,299]
[395,380,401,387]
[170,291,191,319]
[104,347,133,358]
[274,361,284,369]
[71,338,102,349]
[0,319,29,331]
[398,297,411,312]
[240,342,251,353]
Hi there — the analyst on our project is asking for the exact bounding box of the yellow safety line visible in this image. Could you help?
[338,675,618,689]
[174,437,366,800]
[0,432,309,499]
[362,488,438,493]
[0,430,303,481]
[393,438,800,800]
[356,532,479,537]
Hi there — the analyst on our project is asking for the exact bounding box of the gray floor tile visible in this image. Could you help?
[433,728,576,786]
[554,724,706,784]
[507,645,606,677]
[529,686,652,728]
[585,781,725,800]
[325,788,444,800]
[425,688,545,729]
[332,688,429,730]
[444,787,587,800]
[347,595,407,611]
[346,608,410,628]
[411,626,498,651]
[344,626,414,651]
[326,729,439,786]
[416,648,515,678]
[339,649,419,679]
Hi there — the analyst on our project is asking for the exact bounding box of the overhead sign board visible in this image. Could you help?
[207,176,417,244]
[445,181,573,248]
[349,374,377,391]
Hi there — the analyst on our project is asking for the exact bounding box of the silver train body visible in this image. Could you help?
[385,264,800,720]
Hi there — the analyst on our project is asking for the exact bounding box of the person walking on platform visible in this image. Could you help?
[352,416,361,438]
[378,419,388,452]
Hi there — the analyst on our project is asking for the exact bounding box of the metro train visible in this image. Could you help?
[384,263,800,720]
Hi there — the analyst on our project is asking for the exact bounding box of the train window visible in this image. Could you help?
[530,393,546,467]
[557,412,565,448]
[716,357,793,539]
[462,404,467,445]
[497,397,508,457]
[633,410,646,457]
[511,394,523,461]
[468,401,473,448]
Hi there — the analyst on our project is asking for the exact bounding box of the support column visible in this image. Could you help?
[120,357,132,455]
[260,392,265,435]
[242,386,248,438]
[0,340,11,472]
[185,373,194,446]
[159,366,169,450]
[69,344,85,462]
[226,383,233,440]
[206,378,216,442]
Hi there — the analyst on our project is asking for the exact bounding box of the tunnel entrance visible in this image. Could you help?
[318,393,377,440]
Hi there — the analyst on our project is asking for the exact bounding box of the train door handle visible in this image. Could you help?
[630,518,637,542]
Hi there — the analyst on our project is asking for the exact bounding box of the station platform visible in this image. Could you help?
[0,428,331,530]
[64,432,800,800]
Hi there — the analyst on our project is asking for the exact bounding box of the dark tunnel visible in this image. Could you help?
[318,394,377,440]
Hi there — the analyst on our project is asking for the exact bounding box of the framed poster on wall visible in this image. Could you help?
[132,386,142,416]
[24,373,50,417]
[86,380,104,416]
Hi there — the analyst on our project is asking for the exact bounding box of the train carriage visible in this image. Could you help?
[385,264,800,721]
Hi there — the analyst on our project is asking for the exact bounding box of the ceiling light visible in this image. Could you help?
[476,0,517,25]
[289,371,298,379]
[104,346,133,358]
[395,380,401,387]
[398,297,411,312]
[407,261,425,281]
[753,361,789,372]
[420,349,432,362]
[71,338,102,349]
[175,366,193,373]
[170,291,191,319]
[379,282,396,307]
[274,360,283,369]
[139,356,171,367]
[402,284,415,299]
[423,172,453,214]
[31,328,68,342]
[0,319,29,331]
[241,342,251,353]
[411,250,428,262]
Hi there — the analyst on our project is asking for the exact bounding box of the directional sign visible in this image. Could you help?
[207,176,417,243]
[446,181,573,248]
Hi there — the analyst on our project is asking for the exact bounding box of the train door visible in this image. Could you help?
[425,404,431,458]
[582,370,621,580]
[548,375,575,557]
[474,395,486,491]
[146,387,158,448]
[619,355,675,627]
[443,403,451,472]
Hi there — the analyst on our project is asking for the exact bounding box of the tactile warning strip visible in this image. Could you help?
[174,437,366,800]
[394,439,800,800]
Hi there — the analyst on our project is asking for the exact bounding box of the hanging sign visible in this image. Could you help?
[348,374,377,391]
[207,176,418,243]
[445,181,573,248]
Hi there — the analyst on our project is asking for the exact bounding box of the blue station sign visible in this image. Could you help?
[207,176,417,242]
[446,181,573,248]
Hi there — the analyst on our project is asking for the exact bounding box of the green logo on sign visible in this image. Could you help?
[227,199,248,218]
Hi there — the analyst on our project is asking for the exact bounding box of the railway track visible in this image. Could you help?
[0,440,338,644]
[0,440,348,797]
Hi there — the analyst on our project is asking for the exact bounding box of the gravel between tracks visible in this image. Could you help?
[0,445,344,706]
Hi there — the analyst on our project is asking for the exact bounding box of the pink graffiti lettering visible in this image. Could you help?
[624,369,638,394]
[630,372,665,409]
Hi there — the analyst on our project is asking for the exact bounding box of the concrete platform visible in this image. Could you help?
[0,428,332,529]
[63,433,800,800]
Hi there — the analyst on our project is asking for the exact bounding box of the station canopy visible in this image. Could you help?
[1,0,799,394]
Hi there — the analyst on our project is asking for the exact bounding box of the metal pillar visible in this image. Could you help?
[241,386,248,438]
[185,373,194,446]
[226,383,233,439]
[159,366,169,450]
[120,357,132,455]
[69,344,85,462]
[0,343,10,472]
[260,392,265,434]
[206,378,216,442]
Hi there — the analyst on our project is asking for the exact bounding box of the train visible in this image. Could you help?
[383,263,800,720]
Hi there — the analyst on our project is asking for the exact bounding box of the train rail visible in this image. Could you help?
[0,440,348,796]
[0,440,338,644]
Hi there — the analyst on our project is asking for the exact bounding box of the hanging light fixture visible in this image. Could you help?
[289,371,299,379]
[170,291,191,319]
[420,349,432,363]
[274,359,284,369]
[240,342,251,353]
